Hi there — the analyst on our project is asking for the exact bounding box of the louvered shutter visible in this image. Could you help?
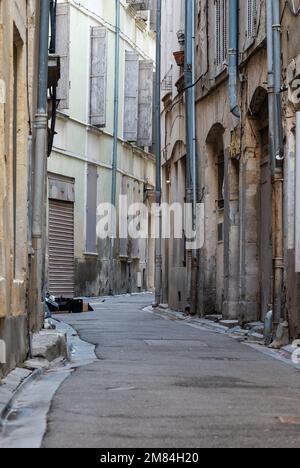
[131,181,140,260]
[215,0,228,73]
[150,0,157,31]
[124,51,139,142]
[247,0,259,39]
[216,0,221,68]
[90,27,107,128]
[137,61,154,147]
[199,0,208,76]
[223,0,228,62]
[56,3,70,110]
[119,176,128,258]
[86,165,98,253]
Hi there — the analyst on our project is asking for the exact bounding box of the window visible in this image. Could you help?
[247,0,258,40]
[215,0,228,74]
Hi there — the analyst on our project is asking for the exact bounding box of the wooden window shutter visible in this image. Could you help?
[223,0,228,62]
[86,165,98,253]
[123,51,139,142]
[199,0,208,76]
[137,60,154,147]
[150,0,157,32]
[215,0,228,72]
[216,0,221,68]
[119,176,128,258]
[131,180,140,260]
[247,0,259,39]
[56,3,70,110]
[90,27,107,128]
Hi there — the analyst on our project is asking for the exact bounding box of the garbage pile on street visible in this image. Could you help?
[45,295,94,315]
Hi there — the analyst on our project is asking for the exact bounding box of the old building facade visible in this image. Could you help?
[0,0,38,377]
[48,0,156,298]
[160,0,188,310]
[0,0,60,379]
[161,0,300,340]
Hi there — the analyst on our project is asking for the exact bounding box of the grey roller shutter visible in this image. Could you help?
[49,199,75,298]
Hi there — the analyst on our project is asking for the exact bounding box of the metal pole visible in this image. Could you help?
[154,0,162,307]
[273,0,284,165]
[191,0,198,315]
[31,0,50,331]
[272,0,284,332]
[295,113,300,273]
[110,0,121,295]
[185,0,198,314]
[228,0,240,118]
[266,0,275,168]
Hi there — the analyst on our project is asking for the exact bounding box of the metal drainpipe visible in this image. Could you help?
[31,0,50,331]
[154,0,162,307]
[229,0,240,118]
[191,0,198,315]
[110,0,121,296]
[185,0,197,314]
[266,0,275,166]
[272,0,285,332]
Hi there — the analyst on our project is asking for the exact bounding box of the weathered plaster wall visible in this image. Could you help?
[0,0,38,378]
[48,0,156,298]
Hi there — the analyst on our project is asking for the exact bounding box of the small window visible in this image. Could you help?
[215,0,228,74]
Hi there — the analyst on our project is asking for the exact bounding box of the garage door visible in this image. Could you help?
[49,199,75,298]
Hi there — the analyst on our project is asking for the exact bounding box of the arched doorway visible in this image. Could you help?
[249,87,273,320]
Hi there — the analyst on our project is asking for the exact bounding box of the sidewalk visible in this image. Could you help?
[0,319,96,448]
[145,305,300,371]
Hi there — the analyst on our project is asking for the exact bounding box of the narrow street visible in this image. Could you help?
[41,295,300,449]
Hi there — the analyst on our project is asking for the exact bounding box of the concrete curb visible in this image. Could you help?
[0,319,97,448]
[0,368,43,426]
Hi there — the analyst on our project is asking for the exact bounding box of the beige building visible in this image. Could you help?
[0,0,58,378]
[161,0,300,340]
[0,0,39,377]
[160,0,188,311]
[47,0,156,298]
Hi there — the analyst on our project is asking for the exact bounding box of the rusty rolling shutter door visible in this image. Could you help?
[49,199,75,298]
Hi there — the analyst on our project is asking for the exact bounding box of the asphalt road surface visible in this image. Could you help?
[42,294,300,448]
